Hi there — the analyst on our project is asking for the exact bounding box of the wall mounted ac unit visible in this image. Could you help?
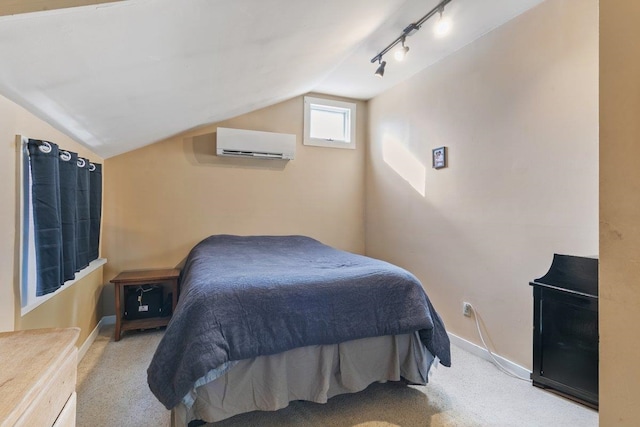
[216,127,296,160]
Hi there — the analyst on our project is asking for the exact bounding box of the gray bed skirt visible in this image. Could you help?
[171,331,435,426]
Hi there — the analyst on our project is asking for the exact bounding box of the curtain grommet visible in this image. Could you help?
[38,141,52,153]
[89,163,96,172]
[77,158,86,168]
[60,151,72,161]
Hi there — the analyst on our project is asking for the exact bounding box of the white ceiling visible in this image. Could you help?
[0,0,544,158]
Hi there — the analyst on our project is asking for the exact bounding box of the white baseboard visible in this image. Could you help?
[78,315,117,362]
[448,332,531,380]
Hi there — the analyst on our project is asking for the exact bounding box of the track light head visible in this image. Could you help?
[394,38,410,61]
[374,60,387,78]
[434,7,452,37]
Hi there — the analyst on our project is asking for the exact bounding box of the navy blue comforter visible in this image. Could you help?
[148,235,450,409]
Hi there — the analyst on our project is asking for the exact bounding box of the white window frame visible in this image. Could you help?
[303,96,356,150]
[16,135,106,316]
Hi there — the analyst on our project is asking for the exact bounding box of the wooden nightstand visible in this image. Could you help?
[111,268,180,341]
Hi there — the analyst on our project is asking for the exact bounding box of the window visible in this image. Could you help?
[303,96,356,149]
[17,135,105,315]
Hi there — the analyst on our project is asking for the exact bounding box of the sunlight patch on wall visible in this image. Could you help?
[382,135,426,196]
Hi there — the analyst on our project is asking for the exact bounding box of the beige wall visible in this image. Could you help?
[102,94,367,314]
[19,266,104,345]
[366,0,598,368]
[0,92,104,345]
[600,1,640,424]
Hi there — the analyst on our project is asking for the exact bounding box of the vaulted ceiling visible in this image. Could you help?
[0,0,543,158]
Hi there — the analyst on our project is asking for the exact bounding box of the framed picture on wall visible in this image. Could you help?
[432,146,447,169]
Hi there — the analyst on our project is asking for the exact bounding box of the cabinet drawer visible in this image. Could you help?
[53,393,76,427]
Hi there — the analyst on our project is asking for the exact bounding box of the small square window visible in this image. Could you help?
[304,96,356,149]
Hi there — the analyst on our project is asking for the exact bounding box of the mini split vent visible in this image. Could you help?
[216,127,296,160]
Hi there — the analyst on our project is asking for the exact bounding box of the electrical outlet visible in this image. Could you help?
[462,302,472,317]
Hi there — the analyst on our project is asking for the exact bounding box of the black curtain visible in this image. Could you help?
[76,157,91,271]
[28,139,102,296]
[89,163,102,262]
[59,150,78,282]
[28,140,64,296]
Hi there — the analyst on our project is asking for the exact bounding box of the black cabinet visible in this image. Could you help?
[530,254,598,409]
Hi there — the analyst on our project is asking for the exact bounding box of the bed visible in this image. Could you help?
[147,235,451,426]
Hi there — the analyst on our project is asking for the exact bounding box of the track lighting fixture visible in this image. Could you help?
[371,0,453,77]
[374,59,387,78]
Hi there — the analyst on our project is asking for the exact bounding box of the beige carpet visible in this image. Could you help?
[77,325,597,427]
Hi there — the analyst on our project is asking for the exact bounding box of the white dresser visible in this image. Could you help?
[0,328,80,427]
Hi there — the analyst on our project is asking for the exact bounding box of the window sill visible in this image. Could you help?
[303,138,356,150]
[21,258,107,316]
